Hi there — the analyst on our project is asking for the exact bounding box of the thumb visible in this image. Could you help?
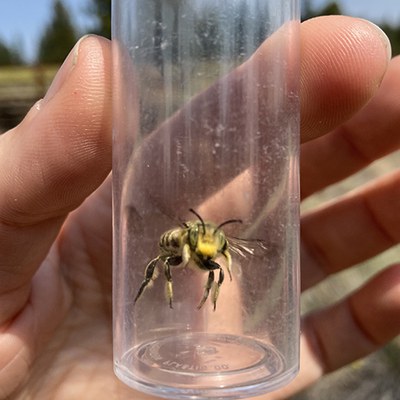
[1,35,112,225]
[0,35,111,323]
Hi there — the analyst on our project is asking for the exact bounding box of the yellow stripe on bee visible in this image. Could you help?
[197,241,218,257]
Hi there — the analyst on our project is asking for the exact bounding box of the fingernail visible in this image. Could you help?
[43,35,91,104]
[359,19,392,62]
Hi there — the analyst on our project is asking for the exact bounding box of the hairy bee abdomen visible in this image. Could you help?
[159,228,185,255]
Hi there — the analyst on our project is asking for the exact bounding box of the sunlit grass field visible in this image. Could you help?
[0,65,58,131]
[0,65,58,103]
[0,65,57,86]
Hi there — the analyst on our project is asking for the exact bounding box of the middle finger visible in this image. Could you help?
[301,170,400,289]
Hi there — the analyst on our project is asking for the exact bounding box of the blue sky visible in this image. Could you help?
[0,0,399,63]
[0,0,96,62]
[312,0,400,25]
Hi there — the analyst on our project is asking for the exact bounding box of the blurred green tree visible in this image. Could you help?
[317,1,341,16]
[302,0,342,20]
[87,0,111,38]
[37,0,78,64]
[0,40,23,66]
[381,23,400,56]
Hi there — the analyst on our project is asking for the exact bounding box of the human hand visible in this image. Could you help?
[1,16,399,400]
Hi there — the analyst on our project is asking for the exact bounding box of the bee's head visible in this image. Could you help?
[188,209,242,259]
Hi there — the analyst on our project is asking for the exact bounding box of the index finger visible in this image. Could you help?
[301,55,400,198]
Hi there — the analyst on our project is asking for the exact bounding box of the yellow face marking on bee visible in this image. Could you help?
[196,240,218,258]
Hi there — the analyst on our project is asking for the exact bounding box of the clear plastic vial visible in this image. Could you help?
[112,1,300,399]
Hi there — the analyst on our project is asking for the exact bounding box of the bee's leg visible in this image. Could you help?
[182,243,191,267]
[212,266,224,311]
[197,270,215,310]
[134,257,160,304]
[163,256,182,309]
[222,249,233,281]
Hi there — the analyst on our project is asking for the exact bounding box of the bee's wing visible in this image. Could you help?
[227,237,268,259]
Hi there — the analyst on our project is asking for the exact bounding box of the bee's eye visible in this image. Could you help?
[189,226,199,249]
[215,230,224,243]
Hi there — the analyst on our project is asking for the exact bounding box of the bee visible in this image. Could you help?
[133,209,258,311]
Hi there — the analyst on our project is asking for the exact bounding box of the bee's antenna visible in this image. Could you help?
[216,218,242,232]
[189,208,206,234]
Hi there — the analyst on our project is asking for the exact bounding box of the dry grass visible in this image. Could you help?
[0,65,57,86]
[0,65,57,101]
[294,338,400,400]
[0,65,58,131]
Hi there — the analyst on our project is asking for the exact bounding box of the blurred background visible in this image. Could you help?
[0,0,400,131]
[0,0,400,132]
[0,0,399,399]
